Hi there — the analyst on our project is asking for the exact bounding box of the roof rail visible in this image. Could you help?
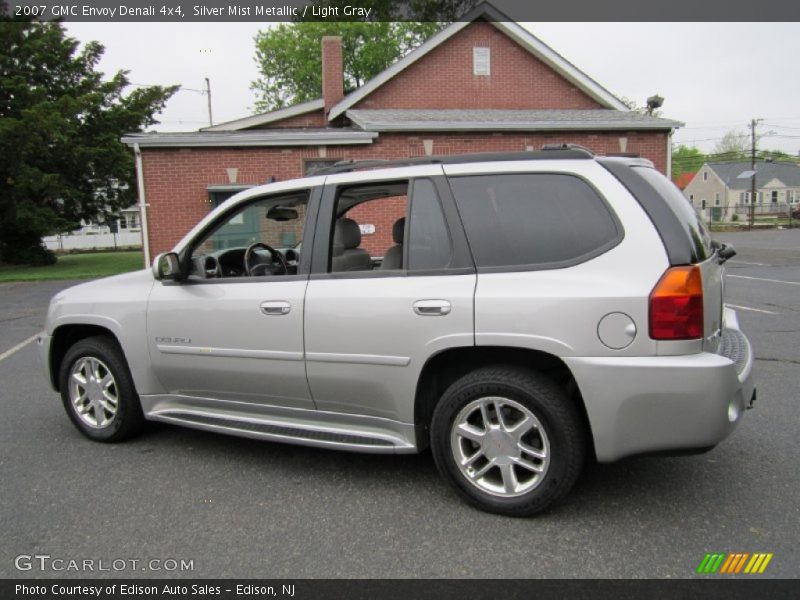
[307,159,423,176]
[541,143,594,155]
[306,145,594,176]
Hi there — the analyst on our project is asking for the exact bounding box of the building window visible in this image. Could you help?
[739,192,745,203]
[473,47,491,76]
[701,199,706,209]
[715,193,720,206]
[788,190,795,203]
[689,194,694,204]
[771,190,778,204]
[304,159,338,175]
[703,171,708,181]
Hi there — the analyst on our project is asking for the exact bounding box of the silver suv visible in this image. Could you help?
[39,147,755,516]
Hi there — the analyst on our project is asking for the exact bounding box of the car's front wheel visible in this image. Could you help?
[431,366,585,517]
[59,336,144,442]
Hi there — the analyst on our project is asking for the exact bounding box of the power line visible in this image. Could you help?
[129,82,205,93]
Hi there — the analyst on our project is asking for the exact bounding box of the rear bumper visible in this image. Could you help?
[565,307,755,462]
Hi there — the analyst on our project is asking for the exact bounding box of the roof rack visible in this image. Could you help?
[306,145,594,176]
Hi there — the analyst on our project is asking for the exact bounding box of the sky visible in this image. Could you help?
[64,21,800,155]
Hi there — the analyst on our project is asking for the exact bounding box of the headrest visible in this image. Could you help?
[334,218,361,250]
[392,217,405,244]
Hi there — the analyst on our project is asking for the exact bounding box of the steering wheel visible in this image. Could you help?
[243,242,288,276]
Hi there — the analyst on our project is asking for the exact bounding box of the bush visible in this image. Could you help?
[0,235,57,266]
[731,214,739,222]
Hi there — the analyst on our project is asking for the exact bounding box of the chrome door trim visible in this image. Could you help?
[305,352,411,367]
[156,344,303,361]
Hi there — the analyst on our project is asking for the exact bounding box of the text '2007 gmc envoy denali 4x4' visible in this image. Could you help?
[39,146,755,516]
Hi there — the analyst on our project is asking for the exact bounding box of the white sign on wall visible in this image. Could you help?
[359,224,376,235]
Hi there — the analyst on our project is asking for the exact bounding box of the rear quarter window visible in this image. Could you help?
[633,166,712,262]
[448,173,622,270]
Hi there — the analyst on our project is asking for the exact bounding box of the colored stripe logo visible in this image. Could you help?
[697,552,773,574]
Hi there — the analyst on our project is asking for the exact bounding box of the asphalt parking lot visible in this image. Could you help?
[1,229,798,579]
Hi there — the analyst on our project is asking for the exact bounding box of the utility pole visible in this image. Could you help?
[205,77,213,127]
[749,118,762,230]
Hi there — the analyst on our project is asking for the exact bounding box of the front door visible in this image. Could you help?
[146,187,318,410]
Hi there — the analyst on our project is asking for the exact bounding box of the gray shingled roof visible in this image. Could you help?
[707,161,800,190]
[346,109,682,132]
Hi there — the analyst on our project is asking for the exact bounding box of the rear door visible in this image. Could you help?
[303,166,476,425]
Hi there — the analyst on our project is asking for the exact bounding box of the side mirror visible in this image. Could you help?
[152,252,181,281]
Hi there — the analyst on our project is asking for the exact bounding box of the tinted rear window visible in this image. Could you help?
[449,173,622,270]
[633,167,712,262]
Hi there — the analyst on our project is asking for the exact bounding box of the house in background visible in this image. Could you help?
[672,171,696,190]
[682,161,800,222]
[43,206,143,251]
[122,2,682,264]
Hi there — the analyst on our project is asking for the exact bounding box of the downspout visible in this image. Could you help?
[666,129,673,180]
[133,143,151,268]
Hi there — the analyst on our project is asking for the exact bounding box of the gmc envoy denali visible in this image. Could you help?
[39,146,755,516]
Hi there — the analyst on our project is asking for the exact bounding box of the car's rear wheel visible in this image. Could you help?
[431,365,585,516]
[59,336,144,442]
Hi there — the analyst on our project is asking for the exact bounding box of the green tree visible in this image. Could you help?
[0,18,177,265]
[671,145,706,178]
[758,149,794,162]
[251,1,477,112]
[712,130,749,161]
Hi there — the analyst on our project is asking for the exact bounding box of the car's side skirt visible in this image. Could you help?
[139,394,418,454]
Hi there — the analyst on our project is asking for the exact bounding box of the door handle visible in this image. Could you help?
[413,300,451,316]
[260,301,291,316]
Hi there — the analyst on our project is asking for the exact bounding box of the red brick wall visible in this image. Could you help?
[354,22,603,111]
[345,196,407,257]
[140,130,667,257]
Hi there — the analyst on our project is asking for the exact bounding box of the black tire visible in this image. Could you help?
[430,365,585,517]
[59,335,145,443]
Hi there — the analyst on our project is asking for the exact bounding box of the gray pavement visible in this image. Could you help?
[1,231,798,579]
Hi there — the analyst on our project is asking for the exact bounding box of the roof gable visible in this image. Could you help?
[349,21,603,112]
[329,3,628,120]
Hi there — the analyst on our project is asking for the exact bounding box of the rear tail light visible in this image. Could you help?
[649,266,704,340]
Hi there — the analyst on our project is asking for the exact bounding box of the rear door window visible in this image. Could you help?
[407,179,452,271]
[448,173,622,270]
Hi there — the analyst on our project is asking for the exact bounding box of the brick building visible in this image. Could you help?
[122,3,681,263]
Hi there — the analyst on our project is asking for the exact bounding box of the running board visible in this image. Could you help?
[140,395,418,454]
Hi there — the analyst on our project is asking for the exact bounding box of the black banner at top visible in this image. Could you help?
[2,0,800,22]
